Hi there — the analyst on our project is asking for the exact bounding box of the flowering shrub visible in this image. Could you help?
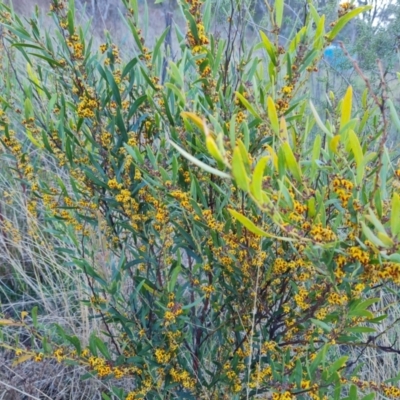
[1,0,400,399]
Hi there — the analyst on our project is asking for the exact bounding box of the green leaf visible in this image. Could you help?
[169,61,184,88]
[267,96,279,135]
[275,0,284,28]
[348,309,374,318]
[31,306,38,328]
[349,384,358,400]
[340,86,353,131]
[165,82,185,106]
[94,337,111,360]
[328,356,348,375]
[65,335,81,355]
[328,7,372,41]
[310,101,331,137]
[310,344,329,376]
[367,314,387,324]
[169,140,230,179]
[282,142,301,183]
[361,222,386,248]
[310,318,331,332]
[346,327,376,334]
[232,146,250,191]
[391,193,400,237]
[354,298,380,310]
[228,209,294,241]
[122,57,138,78]
[181,112,205,132]
[152,26,170,64]
[361,394,375,400]
[235,92,262,121]
[311,134,321,178]
[251,156,268,203]
[388,99,400,133]
[168,264,181,292]
[260,31,277,66]
[205,132,226,168]
[366,208,387,234]
[348,129,364,184]
[314,14,325,50]
[182,296,206,310]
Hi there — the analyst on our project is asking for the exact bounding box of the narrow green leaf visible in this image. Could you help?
[267,96,279,135]
[309,101,331,136]
[235,92,262,121]
[182,295,205,310]
[328,7,372,41]
[251,156,268,203]
[349,384,358,400]
[282,142,302,182]
[328,356,348,375]
[388,99,400,133]
[169,140,230,179]
[31,306,38,328]
[391,192,400,237]
[340,86,353,131]
[346,327,376,334]
[310,318,331,332]
[348,129,363,166]
[232,146,250,191]
[260,31,277,65]
[275,0,284,28]
[311,134,321,178]
[228,209,294,241]
[361,222,386,248]
[366,208,387,234]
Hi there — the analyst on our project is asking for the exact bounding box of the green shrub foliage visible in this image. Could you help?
[1,0,400,399]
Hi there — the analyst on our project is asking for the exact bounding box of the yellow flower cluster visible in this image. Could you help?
[333,177,353,207]
[171,190,192,210]
[169,367,196,389]
[236,111,246,124]
[261,340,277,353]
[201,284,215,298]
[339,2,355,17]
[202,209,224,232]
[272,391,294,400]
[88,356,112,377]
[310,223,336,242]
[249,365,272,388]
[53,348,65,363]
[2,130,23,157]
[67,33,84,60]
[77,94,98,119]
[275,98,289,112]
[281,85,294,96]
[154,348,172,364]
[315,307,328,320]
[164,301,182,325]
[327,291,348,306]
[348,246,370,265]
[100,131,112,148]
[125,377,152,399]
[294,288,310,310]
[273,258,290,274]
[108,178,123,190]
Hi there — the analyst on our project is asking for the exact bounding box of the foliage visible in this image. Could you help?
[1,0,400,399]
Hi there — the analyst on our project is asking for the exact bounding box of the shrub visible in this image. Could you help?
[1,0,400,399]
